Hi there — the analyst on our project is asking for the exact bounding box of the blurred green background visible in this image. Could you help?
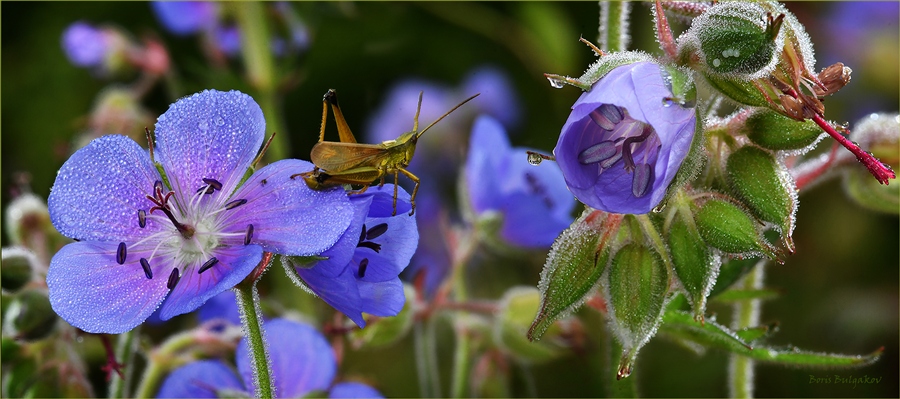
[2,2,897,397]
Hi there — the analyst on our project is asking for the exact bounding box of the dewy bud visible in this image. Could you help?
[1,247,36,292]
[666,208,718,321]
[4,193,52,249]
[695,198,778,260]
[726,146,797,251]
[842,113,900,214]
[606,243,669,379]
[3,290,58,341]
[742,109,824,152]
[498,287,567,363]
[684,2,783,76]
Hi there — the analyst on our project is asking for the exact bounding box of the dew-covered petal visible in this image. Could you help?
[224,159,355,256]
[157,244,262,320]
[296,266,366,327]
[197,290,241,326]
[352,211,418,282]
[47,241,170,334]
[154,90,265,207]
[236,318,336,398]
[48,135,164,242]
[466,116,511,214]
[363,184,413,218]
[358,278,406,317]
[499,192,572,248]
[156,360,244,398]
[330,382,384,399]
[305,193,371,278]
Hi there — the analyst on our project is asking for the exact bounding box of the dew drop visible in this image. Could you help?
[547,77,565,89]
[215,117,225,126]
[527,152,543,165]
[712,58,721,67]
[198,120,208,132]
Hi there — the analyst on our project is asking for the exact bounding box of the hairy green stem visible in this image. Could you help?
[414,318,442,397]
[599,1,631,52]
[234,2,289,161]
[133,330,201,398]
[449,229,481,398]
[729,261,765,398]
[107,327,138,398]
[234,282,274,398]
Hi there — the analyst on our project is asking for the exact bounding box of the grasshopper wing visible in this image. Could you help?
[310,141,389,172]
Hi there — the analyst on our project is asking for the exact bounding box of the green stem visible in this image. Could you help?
[234,282,274,399]
[599,1,631,52]
[133,330,201,398]
[728,261,765,398]
[634,214,672,270]
[449,230,480,398]
[107,327,138,398]
[233,2,289,161]
[413,318,442,397]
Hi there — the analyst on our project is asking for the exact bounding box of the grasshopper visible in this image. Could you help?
[293,89,479,216]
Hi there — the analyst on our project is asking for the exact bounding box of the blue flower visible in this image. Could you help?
[466,115,575,247]
[157,318,383,398]
[151,1,219,36]
[46,90,354,334]
[554,61,696,214]
[289,185,418,328]
[61,22,109,68]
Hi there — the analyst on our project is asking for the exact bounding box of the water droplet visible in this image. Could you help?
[547,77,565,89]
[216,117,225,126]
[662,98,675,107]
[712,58,721,67]
[527,152,543,165]
[198,120,209,132]
[652,203,666,213]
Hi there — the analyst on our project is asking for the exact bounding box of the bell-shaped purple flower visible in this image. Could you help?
[554,61,696,214]
[290,185,418,328]
[61,21,110,68]
[467,115,575,247]
[157,318,383,398]
[46,90,354,334]
[151,1,219,36]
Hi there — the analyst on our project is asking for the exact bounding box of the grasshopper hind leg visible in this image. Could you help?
[398,168,420,216]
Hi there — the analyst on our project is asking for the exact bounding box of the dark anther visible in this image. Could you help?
[260,179,267,186]
[198,257,219,274]
[116,242,127,265]
[244,224,254,245]
[525,172,555,209]
[224,199,248,210]
[140,258,153,279]
[202,178,223,191]
[358,258,369,278]
[366,223,389,240]
[197,186,215,195]
[359,224,368,244]
[357,241,382,253]
[167,268,180,290]
[154,180,164,195]
[138,209,147,228]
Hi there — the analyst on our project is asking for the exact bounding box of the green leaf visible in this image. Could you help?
[734,322,778,343]
[709,258,759,297]
[529,209,618,341]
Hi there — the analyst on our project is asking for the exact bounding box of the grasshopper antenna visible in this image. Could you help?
[415,93,481,140]
[252,131,277,169]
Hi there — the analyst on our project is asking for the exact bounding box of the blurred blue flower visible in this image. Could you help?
[197,289,241,325]
[467,115,575,247]
[554,62,696,215]
[400,189,451,297]
[157,318,383,398]
[61,21,109,68]
[151,1,219,36]
[213,25,241,57]
[291,185,418,328]
[46,90,354,334]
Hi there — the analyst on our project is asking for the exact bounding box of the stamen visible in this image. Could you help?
[525,172,555,209]
[140,258,153,279]
[622,124,654,172]
[598,103,623,124]
[167,268,180,290]
[359,224,368,244]
[366,223,389,240]
[224,199,247,210]
[589,107,618,130]
[579,140,618,164]
[632,163,654,197]
[198,257,219,274]
[154,180,164,195]
[138,210,147,228]
[244,224,254,245]
[358,258,369,278]
[116,242,127,265]
[600,147,623,169]
[202,178,223,191]
[357,241,382,253]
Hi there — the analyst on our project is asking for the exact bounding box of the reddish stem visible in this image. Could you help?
[811,113,895,184]
[654,0,678,60]
[793,142,840,191]
[99,335,125,381]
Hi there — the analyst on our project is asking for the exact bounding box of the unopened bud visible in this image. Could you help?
[1,247,36,292]
[498,287,566,363]
[842,113,900,214]
[742,109,824,152]
[687,2,782,75]
[695,198,778,260]
[3,289,58,341]
[726,146,797,251]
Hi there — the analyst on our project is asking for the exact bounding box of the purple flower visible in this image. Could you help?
[554,62,696,214]
[46,90,354,334]
[151,1,219,36]
[289,185,418,328]
[213,25,241,57]
[157,318,382,398]
[61,22,109,68]
[197,290,241,326]
[467,115,575,247]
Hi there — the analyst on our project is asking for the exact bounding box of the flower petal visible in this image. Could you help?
[157,244,263,320]
[352,211,418,282]
[466,115,510,214]
[330,382,384,399]
[224,159,355,256]
[236,319,336,398]
[151,1,219,36]
[154,90,265,207]
[48,135,163,242]
[47,241,170,334]
[296,266,366,327]
[197,290,241,326]
[358,278,406,317]
[363,184,413,218]
[307,193,371,278]
[499,192,572,248]
[156,360,244,398]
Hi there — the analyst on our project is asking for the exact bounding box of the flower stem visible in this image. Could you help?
[599,1,631,52]
[449,228,480,398]
[728,261,765,398]
[233,2,289,161]
[414,318,442,397]
[234,282,274,399]
[133,330,201,398]
[107,327,138,399]
[811,114,895,184]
